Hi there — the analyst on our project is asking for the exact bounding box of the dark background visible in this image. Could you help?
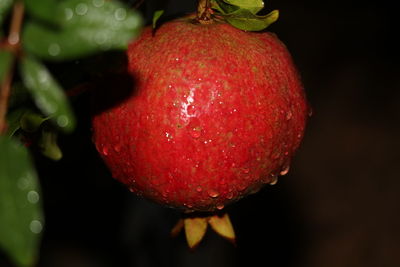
[2,0,400,266]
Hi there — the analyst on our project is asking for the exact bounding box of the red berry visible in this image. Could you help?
[91,17,308,212]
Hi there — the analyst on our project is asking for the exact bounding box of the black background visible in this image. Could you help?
[2,0,399,266]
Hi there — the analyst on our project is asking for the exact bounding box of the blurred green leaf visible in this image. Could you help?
[0,50,14,84]
[223,8,278,31]
[0,0,14,25]
[222,0,264,14]
[19,56,76,133]
[0,136,44,267]
[23,0,60,26]
[20,111,48,133]
[6,108,27,137]
[152,10,164,29]
[39,126,62,160]
[22,0,143,61]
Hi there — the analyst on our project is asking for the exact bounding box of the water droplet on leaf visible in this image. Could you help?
[65,8,73,20]
[48,43,61,56]
[27,190,39,204]
[114,8,126,20]
[29,220,43,234]
[75,3,88,15]
[92,0,104,8]
[57,115,69,127]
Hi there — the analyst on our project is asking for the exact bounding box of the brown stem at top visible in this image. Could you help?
[197,0,213,24]
[0,1,25,134]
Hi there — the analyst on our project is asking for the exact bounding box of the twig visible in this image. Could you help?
[0,1,25,134]
[133,0,144,9]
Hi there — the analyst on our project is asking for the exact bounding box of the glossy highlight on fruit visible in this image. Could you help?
[91,16,308,212]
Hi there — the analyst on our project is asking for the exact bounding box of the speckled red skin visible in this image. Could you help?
[91,17,308,212]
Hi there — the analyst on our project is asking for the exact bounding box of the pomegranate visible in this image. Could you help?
[91,12,308,245]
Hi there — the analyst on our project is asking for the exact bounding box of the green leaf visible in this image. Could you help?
[223,8,279,31]
[0,0,14,25]
[20,111,48,133]
[0,136,44,267]
[23,0,60,25]
[211,0,238,14]
[39,126,62,161]
[6,108,27,137]
[152,10,164,29]
[222,0,264,14]
[0,50,14,84]
[22,0,143,61]
[19,56,76,133]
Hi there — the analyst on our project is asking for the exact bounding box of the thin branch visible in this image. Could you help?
[8,1,25,47]
[0,64,14,134]
[132,0,144,9]
[0,1,25,134]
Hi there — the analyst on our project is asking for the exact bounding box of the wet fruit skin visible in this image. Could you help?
[91,17,308,212]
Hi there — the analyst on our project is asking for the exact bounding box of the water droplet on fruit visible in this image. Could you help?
[242,167,250,174]
[238,184,247,191]
[75,3,88,15]
[113,144,121,152]
[308,107,313,117]
[271,151,280,160]
[226,192,234,199]
[196,186,202,192]
[216,204,224,210]
[280,165,290,176]
[270,176,278,185]
[186,105,196,116]
[208,189,219,198]
[286,111,293,120]
[102,146,109,156]
[187,120,202,139]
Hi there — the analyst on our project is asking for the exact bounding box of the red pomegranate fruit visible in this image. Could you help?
[91,13,308,241]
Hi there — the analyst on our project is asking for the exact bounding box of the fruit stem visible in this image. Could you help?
[197,0,213,24]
